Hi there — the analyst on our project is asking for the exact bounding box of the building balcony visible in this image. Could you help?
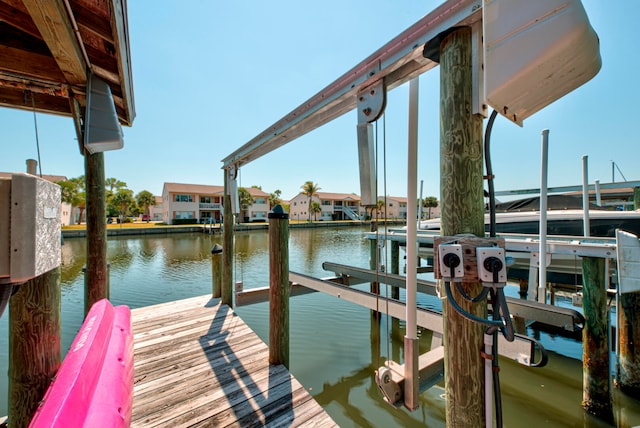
[199,203,221,209]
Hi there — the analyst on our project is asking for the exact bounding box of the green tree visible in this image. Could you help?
[301,181,320,222]
[136,190,156,219]
[57,179,81,225]
[422,196,439,219]
[238,187,254,223]
[310,201,321,221]
[69,176,86,223]
[105,177,127,193]
[105,177,127,202]
[376,199,386,220]
[111,189,134,222]
[269,189,282,208]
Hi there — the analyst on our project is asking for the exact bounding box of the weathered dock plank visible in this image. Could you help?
[131,295,336,427]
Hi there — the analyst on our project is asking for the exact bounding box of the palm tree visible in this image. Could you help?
[300,181,320,222]
[310,201,321,221]
[105,177,127,193]
[376,199,386,220]
[136,190,156,220]
[67,176,86,223]
[422,196,439,219]
[57,179,79,224]
[269,189,282,208]
[111,189,134,223]
[238,187,254,223]
[105,177,127,204]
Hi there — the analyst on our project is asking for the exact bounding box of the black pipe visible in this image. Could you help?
[484,110,499,237]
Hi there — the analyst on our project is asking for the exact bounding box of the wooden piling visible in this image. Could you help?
[211,243,223,298]
[269,205,289,367]
[581,256,613,421]
[84,151,108,316]
[8,267,61,428]
[222,192,233,307]
[617,292,640,396]
[634,187,639,210]
[439,26,486,427]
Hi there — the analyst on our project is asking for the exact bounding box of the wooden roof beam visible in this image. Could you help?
[21,0,87,85]
[0,2,41,39]
[73,6,114,42]
[107,0,134,125]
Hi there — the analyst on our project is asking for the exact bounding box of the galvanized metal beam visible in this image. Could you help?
[289,272,543,366]
[321,261,584,331]
[374,229,618,259]
[221,0,482,168]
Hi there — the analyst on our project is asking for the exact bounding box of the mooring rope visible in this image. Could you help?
[374,119,382,372]
[382,111,391,365]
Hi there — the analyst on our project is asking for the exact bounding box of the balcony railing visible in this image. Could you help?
[199,203,221,209]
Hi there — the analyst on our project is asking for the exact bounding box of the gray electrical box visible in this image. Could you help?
[0,173,61,284]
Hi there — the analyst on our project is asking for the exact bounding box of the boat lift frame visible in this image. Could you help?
[221,0,482,170]
[220,0,611,415]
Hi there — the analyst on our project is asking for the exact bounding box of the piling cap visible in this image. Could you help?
[268,204,289,220]
[211,243,223,254]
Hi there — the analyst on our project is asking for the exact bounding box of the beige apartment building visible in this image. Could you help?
[149,195,163,221]
[379,195,441,220]
[288,191,441,222]
[161,182,270,224]
[289,192,365,221]
[378,196,408,220]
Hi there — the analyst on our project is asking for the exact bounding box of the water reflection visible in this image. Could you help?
[0,227,638,426]
[312,314,445,428]
[60,238,86,285]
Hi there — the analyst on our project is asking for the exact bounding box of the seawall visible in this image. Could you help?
[61,220,406,239]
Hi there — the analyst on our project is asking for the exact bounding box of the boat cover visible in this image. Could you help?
[495,195,605,212]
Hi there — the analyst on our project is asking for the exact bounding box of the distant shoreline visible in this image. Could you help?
[61,219,406,239]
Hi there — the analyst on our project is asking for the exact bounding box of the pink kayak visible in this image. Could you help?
[29,299,133,428]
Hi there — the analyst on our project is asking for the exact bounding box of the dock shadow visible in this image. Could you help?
[313,315,439,427]
[199,303,293,427]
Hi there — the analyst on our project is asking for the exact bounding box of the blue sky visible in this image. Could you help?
[0,0,637,202]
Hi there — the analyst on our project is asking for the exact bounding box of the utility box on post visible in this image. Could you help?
[483,0,601,125]
[0,173,61,285]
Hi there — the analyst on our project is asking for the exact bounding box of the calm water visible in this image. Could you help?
[1,226,639,426]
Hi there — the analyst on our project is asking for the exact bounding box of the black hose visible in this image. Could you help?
[492,331,503,428]
[455,281,491,303]
[483,110,505,427]
[489,289,504,428]
[496,287,515,342]
[444,282,504,329]
[484,110,499,238]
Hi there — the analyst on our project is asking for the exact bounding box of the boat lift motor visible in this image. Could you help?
[0,173,61,318]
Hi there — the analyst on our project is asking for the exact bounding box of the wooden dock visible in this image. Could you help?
[131,295,336,427]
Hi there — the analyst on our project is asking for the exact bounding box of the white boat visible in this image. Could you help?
[421,195,640,236]
[420,208,640,238]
